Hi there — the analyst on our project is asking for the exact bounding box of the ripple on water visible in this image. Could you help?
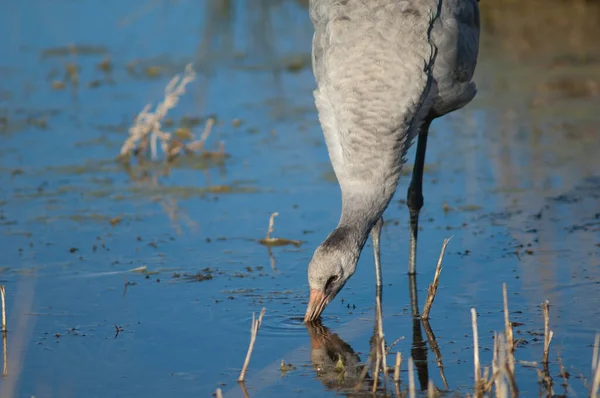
[261,313,309,338]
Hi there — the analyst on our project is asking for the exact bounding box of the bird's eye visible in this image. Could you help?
[325,275,340,291]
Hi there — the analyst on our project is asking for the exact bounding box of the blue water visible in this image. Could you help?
[1,1,600,397]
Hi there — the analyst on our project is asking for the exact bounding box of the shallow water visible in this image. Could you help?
[1,1,600,397]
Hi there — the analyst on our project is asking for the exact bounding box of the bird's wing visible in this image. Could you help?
[310,0,345,179]
[309,0,438,189]
[430,0,480,115]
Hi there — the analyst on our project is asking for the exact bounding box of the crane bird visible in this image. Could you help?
[304,0,480,322]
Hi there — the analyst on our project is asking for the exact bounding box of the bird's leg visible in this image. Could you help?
[406,118,432,275]
[371,216,384,288]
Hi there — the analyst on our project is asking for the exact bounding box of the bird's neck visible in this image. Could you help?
[332,186,394,252]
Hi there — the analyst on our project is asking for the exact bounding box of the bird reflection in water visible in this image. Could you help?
[305,274,449,395]
[305,320,373,394]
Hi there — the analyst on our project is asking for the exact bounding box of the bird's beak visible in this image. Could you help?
[304,289,329,322]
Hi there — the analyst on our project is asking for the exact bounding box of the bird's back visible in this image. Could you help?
[310,0,439,197]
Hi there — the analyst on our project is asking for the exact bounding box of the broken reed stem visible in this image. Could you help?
[394,352,402,383]
[471,308,482,393]
[408,356,416,398]
[266,212,279,240]
[542,300,553,365]
[0,286,5,333]
[422,237,451,320]
[215,388,223,398]
[592,334,600,398]
[238,307,266,382]
[492,332,501,395]
[502,283,515,375]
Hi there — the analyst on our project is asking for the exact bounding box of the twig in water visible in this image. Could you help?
[408,356,416,398]
[0,286,6,333]
[542,300,553,365]
[238,307,266,382]
[215,388,223,398]
[471,307,482,395]
[422,237,451,320]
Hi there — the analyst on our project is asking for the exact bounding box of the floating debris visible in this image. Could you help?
[258,213,302,247]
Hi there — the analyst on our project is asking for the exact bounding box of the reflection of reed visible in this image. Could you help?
[0,279,36,398]
[122,163,199,235]
[2,331,6,377]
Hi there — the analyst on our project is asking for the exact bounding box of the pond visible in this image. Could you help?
[1,1,600,397]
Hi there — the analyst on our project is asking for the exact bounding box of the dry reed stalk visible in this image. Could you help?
[542,300,553,365]
[238,307,266,382]
[471,307,482,395]
[119,63,196,161]
[215,387,223,398]
[492,332,501,395]
[0,286,5,333]
[496,332,518,397]
[502,283,515,376]
[408,356,416,398]
[394,352,402,383]
[183,117,215,153]
[422,237,451,320]
[266,212,279,240]
[592,334,600,398]
[387,336,404,354]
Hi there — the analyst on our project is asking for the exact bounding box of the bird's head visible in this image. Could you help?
[304,227,360,322]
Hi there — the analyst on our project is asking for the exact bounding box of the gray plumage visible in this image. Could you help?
[305,0,480,322]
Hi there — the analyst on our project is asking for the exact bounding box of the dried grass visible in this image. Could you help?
[118,64,224,163]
